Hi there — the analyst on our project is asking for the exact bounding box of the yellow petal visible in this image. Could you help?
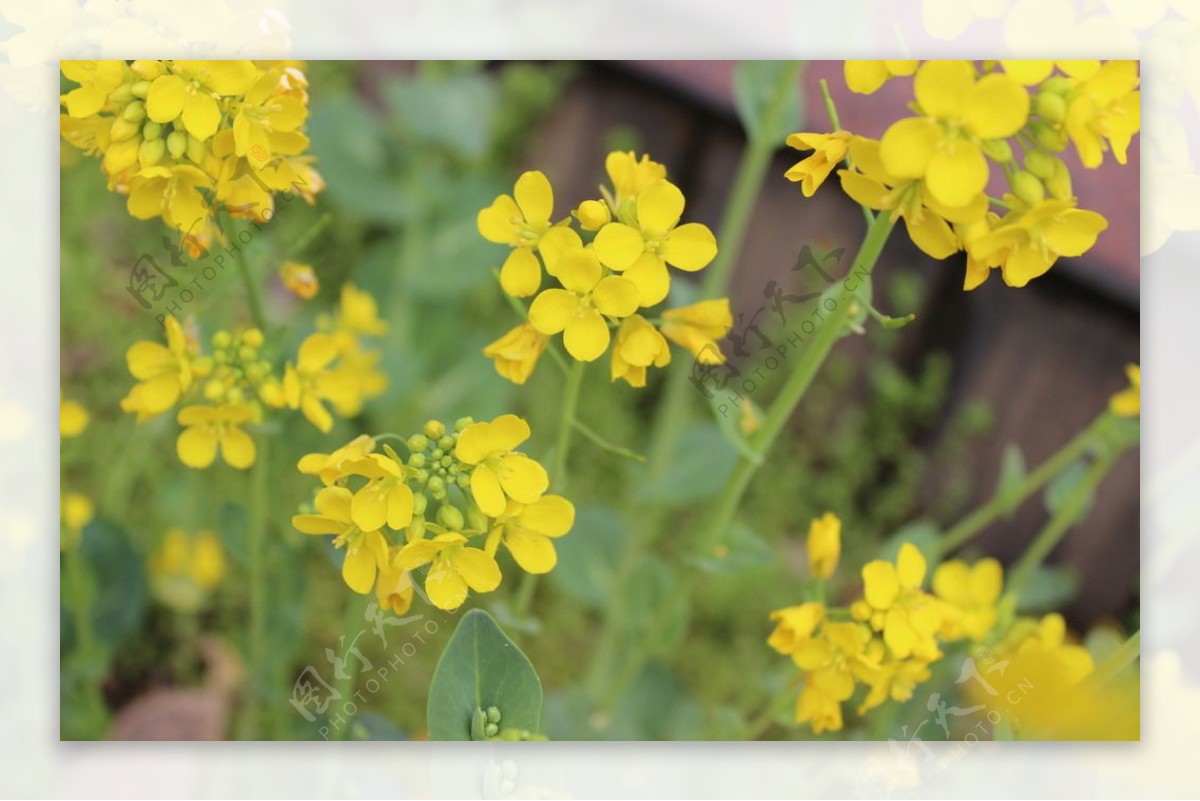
[528,288,577,335]
[970,558,1003,605]
[177,425,218,469]
[932,560,970,604]
[316,486,353,522]
[904,212,958,259]
[183,60,259,94]
[292,514,343,536]
[879,117,941,180]
[593,223,645,271]
[496,453,549,504]
[351,483,388,531]
[488,414,532,451]
[182,93,221,141]
[555,248,603,294]
[342,540,379,594]
[425,561,469,610]
[514,170,553,226]
[519,495,574,537]
[883,609,918,658]
[499,248,541,297]
[298,332,338,371]
[470,464,507,517]
[624,253,670,307]
[897,543,927,589]
[146,74,186,123]
[1001,244,1054,287]
[1001,60,1054,85]
[839,170,889,210]
[662,223,717,272]
[963,73,1029,139]
[537,226,584,276]
[925,140,988,208]
[636,180,685,236]
[219,425,256,469]
[477,194,521,245]
[563,308,610,362]
[453,547,502,592]
[1044,209,1107,257]
[862,561,899,609]
[844,60,889,94]
[914,59,975,119]
[387,483,415,530]
[505,531,557,573]
[592,275,640,318]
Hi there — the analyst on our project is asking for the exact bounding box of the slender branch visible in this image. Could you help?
[573,419,645,462]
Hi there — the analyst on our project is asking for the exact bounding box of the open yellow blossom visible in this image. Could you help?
[478,171,555,297]
[792,622,875,733]
[455,414,549,517]
[1064,60,1139,169]
[1110,364,1140,417]
[660,299,733,364]
[376,552,415,614]
[176,403,256,469]
[233,67,308,163]
[121,316,195,421]
[345,453,415,532]
[966,197,1108,288]
[592,180,718,307]
[395,532,502,611]
[292,486,390,594]
[146,60,259,141]
[880,60,1029,208]
[784,132,850,197]
[932,557,1003,641]
[283,332,357,433]
[60,60,130,118]
[331,283,387,337]
[806,512,841,580]
[857,543,944,661]
[127,164,214,235]
[844,60,919,94]
[298,434,377,485]
[528,247,640,362]
[61,492,94,550]
[767,602,825,655]
[483,322,548,385]
[611,315,671,388]
[279,261,319,299]
[61,397,90,437]
[485,495,575,574]
[606,151,668,203]
[855,656,932,714]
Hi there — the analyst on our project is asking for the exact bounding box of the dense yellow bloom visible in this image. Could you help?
[60,397,89,437]
[176,403,256,469]
[120,316,197,421]
[932,557,1002,641]
[784,132,850,197]
[767,602,825,655]
[965,197,1108,288]
[660,299,733,365]
[593,180,718,307]
[478,171,555,297]
[292,486,390,594]
[395,532,502,611]
[61,60,130,118]
[844,60,919,94]
[792,622,876,734]
[1110,364,1140,418]
[146,60,259,140]
[279,261,319,299]
[611,315,671,388]
[880,60,1029,208]
[61,492,95,549]
[148,528,227,613]
[297,434,377,485]
[484,323,549,385]
[806,512,841,580]
[484,495,575,574]
[1064,60,1140,169]
[528,247,640,362]
[455,414,549,517]
[856,543,944,661]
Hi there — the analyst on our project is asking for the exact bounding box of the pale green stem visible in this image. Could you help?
[552,359,585,489]
[332,591,368,740]
[239,436,269,739]
[230,220,267,331]
[1088,630,1140,687]
[819,78,873,227]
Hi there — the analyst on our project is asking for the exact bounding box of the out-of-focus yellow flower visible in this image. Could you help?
[767,602,825,655]
[660,299,733,365]
[292,486,390,594]
[394,532,502,611]
[176,403,256,469]
[880,60,1029,208]
[528,247,640,362]
[454,414,549,517]
[844,60,919,94]
[965,197,1108,288]
[1064,60,1140,169]
[61,492,94,550]
[611,315,671,388]
[478,171,556,297]
[593,180,718,307]
[148,528,227,613]
[297,434,377,485]
[330,283,387,337]
[932,557,1003,641]
[484,495,575,574]
[283,332,358,433]
[484,322,548,386]
[279,261,319,299]
[1110,364,1140,418]
[60,397,89,437]
[855,655,933,715]
[792,622,875,733]
[856,543,944,661]
[806,512,841,580]
[784,131,851,197]
[120,316,197,421]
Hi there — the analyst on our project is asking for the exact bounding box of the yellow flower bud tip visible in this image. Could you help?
[241,328,264,348]
[279,262,319,300]
[424,420,446,439]
[574,199,612,231]
[806,512,841,580]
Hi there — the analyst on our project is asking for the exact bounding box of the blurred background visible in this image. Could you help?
[59,60,1139,741]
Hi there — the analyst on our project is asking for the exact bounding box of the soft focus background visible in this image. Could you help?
[58,60,1139,743]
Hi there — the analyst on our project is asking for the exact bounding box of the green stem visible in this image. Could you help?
[1007,446,1121,594]
[745,686,795,740]
[553,360,585,489]
[936,417,1106,557]
[514,571,538,618]
[1088,630,1140,686]
[573,420,645,462]
[230,220,268,331]
[239,437,269,739]
[332,592,368,740]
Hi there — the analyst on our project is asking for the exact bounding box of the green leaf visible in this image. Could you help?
[995,444,1027,517]
[1015,563,1080,613]
[75,519,148,649]
[1044,460,1094,520]
[732,61,803,145]
[636,424,737,504]
[426,609,542,741]
[548,504,627,610]
[690,522,776,575]
[383,72,498,161]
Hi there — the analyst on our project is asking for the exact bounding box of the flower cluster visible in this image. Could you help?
[292,414,575,612]
[478,152,734,386]
[786,60,1138,290]
[59,60,323,255]
[148,527,228,614]
[119,284,387,469]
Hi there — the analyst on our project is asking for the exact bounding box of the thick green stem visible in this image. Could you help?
[240,437,269,739]
[936,417,1106,557]
[553,360,584,489]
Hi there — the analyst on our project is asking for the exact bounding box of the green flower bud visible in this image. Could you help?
[1034,124,1067,152]
[109,83,134,104]
[484,723,499,738]
[486,706,502,724]
[122,100,146,122]
[456,474,471,490]
[424,420,446,439]
[454,417,474,432]
[227,386,246,405]
[166,130,188,159]
[466,505,487,532]
[430,448,444,460]
[242,328,264,348]
[408,452,426,469]
[138,137,165,168]
[142,121,163,140]
[131,80,152,99]
[1046,159,1073,200]
[440,455,453,468]
[1010,170,1045,206]
[407,433,429,452]
[1035,91,1066,123]
[1024,150,1057,180]
[980,138,1013,163]
[1041,76,1072,96]
[109,117,140,143]
[427,476,445,495]
[436,504,464,530]
[412,493,428,516]
[407,516,426,541]
[238,345,257,362]
[212,331,232,349]
[204,380,225,401]
[213,350,229,365]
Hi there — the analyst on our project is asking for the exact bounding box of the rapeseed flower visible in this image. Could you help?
[454,414,549,517]
[282,332,358,433]
[176,403,256,469]
[483,323,548,385]
[280,261,319,299]
[394,532,502,611]
[297,434,377,485]
[148,527,227,613]
[484,495,575,574]
[806,512,841,580]
[120,316,198,421]
[60,397,89,437]
[660,299,733,365]
[785,131,851,197]
[1063,60,1140,169]
[292,486,390,594]
[856,543,944,661]
[965,197,1108,288]
[61,492,94,550]
[478,171,556,297]
[844,60,918,95]
[528,247,639,361]
[611,315,671,388]
[932,557,1003,641]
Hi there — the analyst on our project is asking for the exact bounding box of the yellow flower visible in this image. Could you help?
[394,532,502,611]
[844,60,919,94]
[485,495,575,574]
[345,454,416,532]
[483,322,549,386]
[279,261,319,299]
[592,180,718,307]
[1064,60,1140,169]
[60,397,89,438]
[148,528,227,613]
[932,557,1003,641]
[232,67,308,164]
[767,602,825,655]
[292,486,390,594]
[477,171,555,298]
[660,299,733,364]
[120,315,196,421]
[324,337,387,417]
[455,414,549,518]
[528,247,640,362]
[611,315,671,388]
[376,553,415,615]
[806,512,841,580]
[126,164,214,235]
[791,622,875,733]
[60,60,130,118]
[854,656,933,715]
[605,151,667,203]
[61,492,94,550]
[880,60,1029,208]
[176,403,256,469]
[283,332,357,433]
[1000,60,1056,86]
[146,60,259,141]
[297,434,377,485]
[784,131,850,197]
[574,199,612,231]
[1110,364,1140,418]
[331,283,387,337]
[857,543,944,661]
[966,197,1108,288]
